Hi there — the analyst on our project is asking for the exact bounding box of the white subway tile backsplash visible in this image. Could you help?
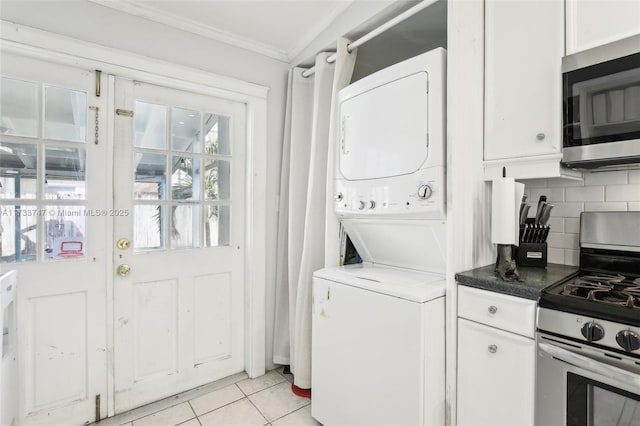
[584,170,628,185]
[523,171,637,267]
[606,184,640,201]
[529,187,564,202]
[547,178,584,187]
[564,250,579,266]
[584,202,628,211]
[550,202,584,218]
[564,218,580,234]
[547,232,579,250]
[565,186,604,202]
[548,247,564,264]
[548,217,564,233]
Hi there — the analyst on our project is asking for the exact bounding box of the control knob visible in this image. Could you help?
[368,200,376,210]
[358,201,366,210]
[580,322,605,342]
[334,192,343,202]
[417,184,433,200]
[616,330,640,352]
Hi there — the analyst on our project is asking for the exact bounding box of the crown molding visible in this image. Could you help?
[87,0,290,62]
[286,0,354,61]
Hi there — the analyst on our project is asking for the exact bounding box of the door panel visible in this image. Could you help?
[113,78,246,412]
[133,279,178,381]
[193,273,232,364]
[0,53,109,424]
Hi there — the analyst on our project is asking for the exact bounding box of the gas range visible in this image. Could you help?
[536,213,639,426]
[538,212,640,357]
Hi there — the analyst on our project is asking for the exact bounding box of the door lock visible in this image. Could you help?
[117,264,131,277]
[116,238,130,250]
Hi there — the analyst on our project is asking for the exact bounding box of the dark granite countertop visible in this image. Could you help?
[455,263,579,300]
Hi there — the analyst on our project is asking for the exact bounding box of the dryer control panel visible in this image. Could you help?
[334,166,445,220]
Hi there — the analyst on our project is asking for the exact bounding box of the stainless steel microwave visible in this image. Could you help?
[562,34,640,170]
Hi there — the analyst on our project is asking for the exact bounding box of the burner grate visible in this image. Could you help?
[562,274,640,309]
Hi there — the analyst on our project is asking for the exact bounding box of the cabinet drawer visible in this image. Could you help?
[458,285,536,338]
[457,318,535,426]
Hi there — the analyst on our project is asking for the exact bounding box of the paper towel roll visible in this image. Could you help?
[491,178,524,245]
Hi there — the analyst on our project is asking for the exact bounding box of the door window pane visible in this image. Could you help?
[204,205,229,247]
[44,86,87,142]
[135,153,167,200]
[204,113,230,155]
[0,142,37,199]
[170,204,198,249]
[204,160,230,200]
[0,77,38,138]
[44,206,85,261]
[135,101,167,149]
[0,205,37,262]
[171,157,200,200]
[134,205,163,250]
[45,147,86,200]
[172,108,200,153]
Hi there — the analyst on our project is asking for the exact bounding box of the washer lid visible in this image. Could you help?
[313,264,446,303]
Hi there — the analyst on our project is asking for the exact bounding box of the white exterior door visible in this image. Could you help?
[0,53,109,424]
[112,78,247,412]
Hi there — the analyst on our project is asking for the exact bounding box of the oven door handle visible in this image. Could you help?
[538,343,640,389]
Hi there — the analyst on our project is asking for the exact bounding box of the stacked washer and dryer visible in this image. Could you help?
[311,48,447,426]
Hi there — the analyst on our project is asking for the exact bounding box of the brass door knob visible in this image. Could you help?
[117,264,131,277]
[116,238,130,250]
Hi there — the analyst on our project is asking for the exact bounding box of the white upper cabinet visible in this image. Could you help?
[566,0,640,55]
[483,0,580,180]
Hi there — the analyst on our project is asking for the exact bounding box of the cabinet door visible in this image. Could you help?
[566,0,640,55]
[457,318,535,426]
[484,0,564,161]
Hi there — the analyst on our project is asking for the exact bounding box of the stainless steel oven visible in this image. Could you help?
[562,34,640,170]
[536,212,640,425]
[537,321,640,426]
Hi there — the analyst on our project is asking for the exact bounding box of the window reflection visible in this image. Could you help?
[0,77,38,138]
[44,85,87,142]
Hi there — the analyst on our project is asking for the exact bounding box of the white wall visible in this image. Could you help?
[522,171,640,266]
[0,0,289,369]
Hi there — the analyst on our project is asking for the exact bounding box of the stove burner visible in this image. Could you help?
[563,274,640,309]
[579,273,625,285]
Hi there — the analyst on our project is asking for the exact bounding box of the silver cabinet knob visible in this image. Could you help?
[488,305,498,314]
[358,201,366,210]
[488,344,498,354]
[368,200,376,209]
[536,133,545,140]
[334,193,343,202]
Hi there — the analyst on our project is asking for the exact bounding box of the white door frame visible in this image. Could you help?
[1,21,268,418]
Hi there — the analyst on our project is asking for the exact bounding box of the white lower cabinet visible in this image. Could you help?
[457,287,536,426]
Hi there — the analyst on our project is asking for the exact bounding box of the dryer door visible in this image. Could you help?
[339,72,429,180]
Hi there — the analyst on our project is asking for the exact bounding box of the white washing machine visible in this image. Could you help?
[312,264,445,426]
[312,48,447,425]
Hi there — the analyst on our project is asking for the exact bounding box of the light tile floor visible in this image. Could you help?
[101,367,321,426]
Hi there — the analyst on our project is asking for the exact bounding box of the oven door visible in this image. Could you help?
[536,341,640,426]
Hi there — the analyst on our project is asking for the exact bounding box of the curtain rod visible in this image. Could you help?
[301,0,435,78]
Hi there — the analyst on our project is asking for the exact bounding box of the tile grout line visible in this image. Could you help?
[240,376,288,397]
[189,391,246,419]
[186,400,198,424]
[267,403,313,424]
[244,395,270,425]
